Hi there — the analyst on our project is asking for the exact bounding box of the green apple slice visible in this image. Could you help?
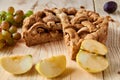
[76,50,109,73]
[81,39,108,55]
[35,55,66,78]
[0,55,33,74]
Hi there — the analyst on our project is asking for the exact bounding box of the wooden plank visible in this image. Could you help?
[34,0,95,11]
[0,0,104,80]
[0,0,38,12]
[94,0,120,80]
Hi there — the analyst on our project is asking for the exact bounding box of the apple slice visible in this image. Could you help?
[81,39,108,55]
[76,50,109,73]
[0,55,33,74]
[35,55,66,78]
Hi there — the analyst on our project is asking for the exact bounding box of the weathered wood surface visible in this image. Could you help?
[0,0,120,80]
[94,0,120,80]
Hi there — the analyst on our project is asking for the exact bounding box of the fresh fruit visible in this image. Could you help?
[81,39,108,55]
[6,37,14,46]
[1,21,10,30]
[25,10,33,17]
[15,10,24,17]
[14,15,23,23]
[76,50,109,73]
[0,6,33,48]
[104,1,117,13]
[0,55,33,74]
[0,11,6,16]
[76,39,109,73]
[35,55,66,78]
[8,6,14,14]
[9,25,17,33]
[12,32,21,40]
[6,13,14,24]
[0,40,5,49]
[2,30,11,39]
[0,11,6,23]
[0,33,3,40]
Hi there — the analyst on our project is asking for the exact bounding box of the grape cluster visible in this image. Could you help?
[0,6,33,49]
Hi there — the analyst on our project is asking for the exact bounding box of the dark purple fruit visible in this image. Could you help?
[104,1,117,13]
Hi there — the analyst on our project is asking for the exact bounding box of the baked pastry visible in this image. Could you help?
[22,10,63,46]
[53,8,109,60]
[22,7,109,60]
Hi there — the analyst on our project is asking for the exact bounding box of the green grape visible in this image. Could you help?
[1,21,10,30]
[9,25,17,33]
[13,22,22,27]
[0,11,6,16]
[6,13,14,24]
[8,6,14,14]
[6,37,14,46]
[12,32,21,40]
[2,30,11,40]
[0,28,1,32]
[0,19,2,24]
[0,11,6,21]
[25,10,33,17]
[0,40,5,49]
[15,10,24,17]
[0,33,3,40]
[14,15,23,23]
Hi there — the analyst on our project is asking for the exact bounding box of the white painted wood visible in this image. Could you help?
[94,0,120,80]
[2,0,120,80]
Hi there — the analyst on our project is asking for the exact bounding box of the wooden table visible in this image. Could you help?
[0,0,120,80]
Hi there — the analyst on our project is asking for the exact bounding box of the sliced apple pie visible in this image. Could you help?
[22,7,109,60]
[53,7,109,60]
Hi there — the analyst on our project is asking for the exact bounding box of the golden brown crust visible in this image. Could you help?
[53,8,109,60]
[22,7,109,60]
[22,10,63,46]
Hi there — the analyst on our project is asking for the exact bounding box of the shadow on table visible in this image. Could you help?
[14,65,38,77]
[14,66,75,79]
[56,67,75,79]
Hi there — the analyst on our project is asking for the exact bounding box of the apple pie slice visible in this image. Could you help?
[22,10,63,46]
[53,8,109,60]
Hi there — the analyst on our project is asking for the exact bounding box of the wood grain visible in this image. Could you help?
[0,0,120,80]
[94,0,120,80]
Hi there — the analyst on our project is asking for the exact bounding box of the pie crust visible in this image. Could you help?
[22,7,109,60]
